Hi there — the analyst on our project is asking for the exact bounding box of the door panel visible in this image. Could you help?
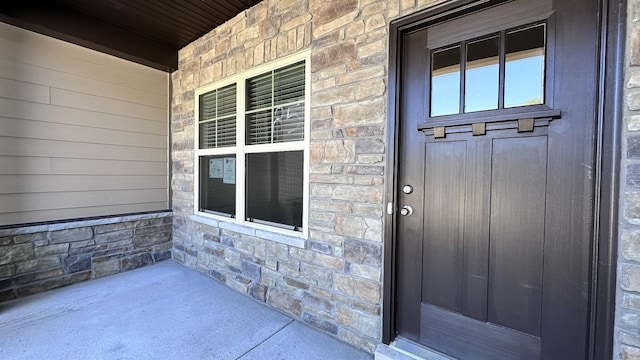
[422,141,466,313]
[394,0,599,358]
[488,136,546,336]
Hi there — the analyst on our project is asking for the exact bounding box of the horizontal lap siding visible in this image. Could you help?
[0,22,169,226]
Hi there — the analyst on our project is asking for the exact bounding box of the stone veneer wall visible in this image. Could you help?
[618,0,640,359]
[170,0,638,356]
[0,212,172,302]
[171,0,446,352]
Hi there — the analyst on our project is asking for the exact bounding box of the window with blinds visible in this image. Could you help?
[199,84,237,149]
[195,54,308,237]
[246,61,305,145]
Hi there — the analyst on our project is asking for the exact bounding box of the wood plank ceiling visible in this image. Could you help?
[0,0,263,72]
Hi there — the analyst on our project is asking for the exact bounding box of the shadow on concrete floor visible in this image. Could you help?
[0,260,372,360]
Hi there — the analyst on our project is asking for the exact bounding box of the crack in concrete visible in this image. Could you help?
[235,318,295,359]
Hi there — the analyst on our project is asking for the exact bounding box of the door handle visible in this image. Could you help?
[400,205,413,216]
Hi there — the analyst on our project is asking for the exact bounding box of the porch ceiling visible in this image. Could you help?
[0,0,263,72]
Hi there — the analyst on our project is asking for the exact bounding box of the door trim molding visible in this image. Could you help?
[382,1,625,358]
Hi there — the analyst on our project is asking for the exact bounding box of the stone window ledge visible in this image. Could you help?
[189,214,307,249]
[0,211,173,237]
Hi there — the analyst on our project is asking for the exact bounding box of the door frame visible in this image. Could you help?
[382,0,626,358]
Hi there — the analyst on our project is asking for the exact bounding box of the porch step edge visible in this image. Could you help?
[375,344,421,360]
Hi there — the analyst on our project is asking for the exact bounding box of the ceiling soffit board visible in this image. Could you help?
[0,0,263,72]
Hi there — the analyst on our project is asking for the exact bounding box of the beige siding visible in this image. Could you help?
[0,22,169,226]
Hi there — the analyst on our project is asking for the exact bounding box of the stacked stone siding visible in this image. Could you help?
[171,0,447,352]
[0,212,172,302]
[619,1,640,359]
[170,0,639,357]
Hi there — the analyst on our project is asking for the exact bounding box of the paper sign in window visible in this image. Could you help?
[223,158,236,184]
[209,158,223,178]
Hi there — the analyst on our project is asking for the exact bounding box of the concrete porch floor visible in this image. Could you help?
[0,260,372,360]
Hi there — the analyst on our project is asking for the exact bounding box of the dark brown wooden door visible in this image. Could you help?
[395,0,599,359]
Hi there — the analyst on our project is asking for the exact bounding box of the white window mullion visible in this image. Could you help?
[271,71,275,144]
[236,78,246,225]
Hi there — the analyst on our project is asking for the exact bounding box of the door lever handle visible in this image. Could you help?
[400,205,413,216]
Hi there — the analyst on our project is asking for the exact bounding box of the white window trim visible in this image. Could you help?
[193,51,311,245]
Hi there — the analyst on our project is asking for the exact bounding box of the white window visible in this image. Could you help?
[194,52,310,238]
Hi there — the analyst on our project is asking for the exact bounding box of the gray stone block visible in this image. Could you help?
[34,244,69,257]
[622,263,640,293]
[626,192,640,219]
[69,240,96,249]
[69,244,106,256]
[267,288,302,317]
[135,224,171,236]
[344,238,382,266]
[94,221,136,234]
[242,261,261,281]
[49,228,93,244]
[16,257,61,275]
[0,278,11,290]
[309,241,332,254]
[220,235,235,247]
[284,277,309,290]
[13,268,64,285]
[302,312,338,335]
[0,244,33,265]
[64,255,92,274]
[628,164,640,187]
[303,292,334,313]
[0,288,16,302]
[337,305,380,336]
[153,250,171,262]
[0,237,12,246]
[623,230,640,262]
[94,229,134,244]
[334,274,380,304]
[133,231,171,247]
[185,246,198,257]
[93,259,121,278]
[354,139,384,154]
[249,283,267,302]
[227,274,252,293]
[13,232,47,244]
[209,269,226,282]
[630,135,640,159]
[121,253,154,271]
[0,264,15,278]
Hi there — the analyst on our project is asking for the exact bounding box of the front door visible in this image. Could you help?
[394,0,599,359]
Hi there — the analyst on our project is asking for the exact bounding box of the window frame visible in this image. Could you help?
[193,51,311,241]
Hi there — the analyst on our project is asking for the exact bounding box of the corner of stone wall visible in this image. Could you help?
[616,0,640,359]
[0,212,173,302]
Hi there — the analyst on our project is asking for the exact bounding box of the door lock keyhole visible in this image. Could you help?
[400,205,413,216]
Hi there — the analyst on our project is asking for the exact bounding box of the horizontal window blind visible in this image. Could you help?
[199,84,236,149]
[246,62,305,145]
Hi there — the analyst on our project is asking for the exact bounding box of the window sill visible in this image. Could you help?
[190,214,307,249]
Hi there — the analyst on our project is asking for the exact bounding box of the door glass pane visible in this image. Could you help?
[246,151,303,231]
[465,36,499,112]
[431,46,461,116]
[200,155,236,217]
[505,24,546,108]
